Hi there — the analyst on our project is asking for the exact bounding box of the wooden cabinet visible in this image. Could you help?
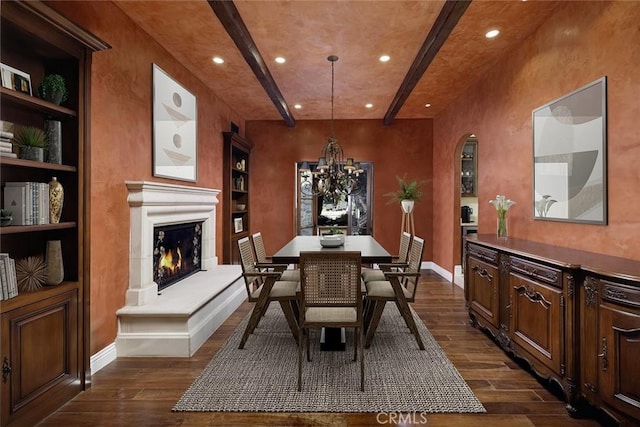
[466,244,499,330]
[222,132,252,264]
[465,234,640,425]
[0,2,108,425]
[581,275,640,425]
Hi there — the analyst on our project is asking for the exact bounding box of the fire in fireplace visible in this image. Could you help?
[153,221,203,291]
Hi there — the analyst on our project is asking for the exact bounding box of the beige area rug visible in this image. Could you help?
[173,304,485,413]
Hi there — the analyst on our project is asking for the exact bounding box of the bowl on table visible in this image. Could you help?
[319,234,345,247]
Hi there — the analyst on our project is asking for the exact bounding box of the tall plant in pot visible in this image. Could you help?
[385,175,425,213]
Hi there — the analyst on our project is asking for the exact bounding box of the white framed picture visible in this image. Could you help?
[152,64,197,182]
[1,63,32,96]
[234,217,243,234]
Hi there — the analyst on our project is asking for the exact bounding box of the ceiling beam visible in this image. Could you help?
[383,0,472,126]
[208,0,295,127]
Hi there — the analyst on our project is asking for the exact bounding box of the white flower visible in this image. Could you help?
[489,195,516,215]
[535,194,557,217]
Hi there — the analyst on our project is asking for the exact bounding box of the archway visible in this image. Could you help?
[452,134,478,287]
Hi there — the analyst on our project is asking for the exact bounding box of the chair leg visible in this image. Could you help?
[298,326,303,392]
[360,325,365,392]
[394,296,425,350]
[279,300,300,344]
[394,300,411,328]
[364,300,386,349]
[353,327,358,362]
[238,296,271,349]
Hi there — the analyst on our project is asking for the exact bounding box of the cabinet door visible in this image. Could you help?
[599,303,640,421]
[1,290,79,426]
[467,257,499,329]
[509,273,563,374]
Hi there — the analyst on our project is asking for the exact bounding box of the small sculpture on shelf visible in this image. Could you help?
[38,74,68,105]
[49,176,64,223]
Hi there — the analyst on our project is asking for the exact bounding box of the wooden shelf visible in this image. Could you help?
[0,281,79,314]
[0,221,76,235]
[0,157,77,172]
[0,87,77,118]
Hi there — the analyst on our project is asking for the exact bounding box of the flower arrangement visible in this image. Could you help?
[489,195,516,239]
[535,195,557,218]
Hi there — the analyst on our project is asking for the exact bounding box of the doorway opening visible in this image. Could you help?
[454,134,479,287]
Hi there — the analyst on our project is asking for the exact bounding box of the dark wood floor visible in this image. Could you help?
[39,271,602,426]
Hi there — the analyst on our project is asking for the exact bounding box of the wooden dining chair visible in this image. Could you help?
[362,231,412,283]
[298,251,364,392]
[251,232,299,282]
[364,236,425,350]
[237,237,299,349]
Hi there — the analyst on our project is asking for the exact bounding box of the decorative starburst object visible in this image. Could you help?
[16,256,46,292]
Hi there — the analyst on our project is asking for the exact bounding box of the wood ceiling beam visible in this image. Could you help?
[383,0,472,126]
[209,0,295,127]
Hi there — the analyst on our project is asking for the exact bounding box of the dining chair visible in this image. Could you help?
[364,236,425,350]
[237,236,300,349]
[251,232,300,282]
[361,231,412,283]
[298,251,364,392]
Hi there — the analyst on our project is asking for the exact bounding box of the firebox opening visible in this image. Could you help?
[153,221,203,291]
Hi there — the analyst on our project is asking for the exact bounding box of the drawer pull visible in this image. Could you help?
[597,337,608,372]
[514,285,551,307]
[472,265,493,282]
[2,357,11,383]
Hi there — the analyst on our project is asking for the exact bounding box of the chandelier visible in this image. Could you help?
[300,55,362,202]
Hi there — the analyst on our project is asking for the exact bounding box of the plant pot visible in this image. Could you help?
[0,216,12,227]
[45,120,62,164]
[401,199,415,214]
[19,146,44,162]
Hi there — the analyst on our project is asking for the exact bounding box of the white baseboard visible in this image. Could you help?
[90,342,117,374]
[421,261,464,289]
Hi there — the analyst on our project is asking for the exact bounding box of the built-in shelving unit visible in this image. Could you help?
[222,131,252,264]
[0,2,109,425]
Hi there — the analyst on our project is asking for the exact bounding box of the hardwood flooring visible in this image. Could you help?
[39,271,602,426]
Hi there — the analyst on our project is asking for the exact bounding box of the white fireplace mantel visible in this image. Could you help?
[125,181,220,306]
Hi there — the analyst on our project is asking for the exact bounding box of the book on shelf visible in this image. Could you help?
[0,145,12,153]
[0,254,18,300]
[0,120,14,133]
[3,181,49,226]
[0,151,17,158]
[0,138,12,146]
[0,130,14,139]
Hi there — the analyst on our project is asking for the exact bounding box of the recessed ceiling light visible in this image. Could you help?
[485,29,500,39]
[424,103,431,108]
[212,56,224,64]
[379,55,390,62]
[365,103,373,109]
[294,104,302,109]
[275,57,286,64]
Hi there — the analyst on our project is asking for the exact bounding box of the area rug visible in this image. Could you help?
[173,304,485,413]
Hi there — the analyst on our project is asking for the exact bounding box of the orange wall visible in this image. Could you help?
[246,119,433,259]
[432,0,640,272]
[48,1,245,354]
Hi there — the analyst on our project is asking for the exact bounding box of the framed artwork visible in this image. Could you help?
[234,217,243,234]
[152,64,197,182]
[1,63,32,96]
[532,77,607,224]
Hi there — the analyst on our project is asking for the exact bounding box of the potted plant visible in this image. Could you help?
[0,209,12,227]
[38,74,68,105]
[385,175,425,213]
[13,126,46,161]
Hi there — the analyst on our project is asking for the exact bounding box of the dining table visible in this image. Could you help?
[272,235,392,351]
[272,235,392,265]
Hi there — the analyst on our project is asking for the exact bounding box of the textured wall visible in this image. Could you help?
[246,119,433,260]
[47,1,245,354]
[433,0,640,272]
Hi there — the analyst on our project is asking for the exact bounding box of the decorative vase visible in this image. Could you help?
[19,146,44,162]
[45,120,62,164]
[401,199,415,214]
[45,240,64,285]
[497,215,508,240]
[49,176,64,223]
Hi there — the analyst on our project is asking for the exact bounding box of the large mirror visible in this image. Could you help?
[532,77,607,224]
[295,162,373,236]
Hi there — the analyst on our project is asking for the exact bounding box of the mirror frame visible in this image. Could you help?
[532,76,607,224]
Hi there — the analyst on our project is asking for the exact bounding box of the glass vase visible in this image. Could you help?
[497,215,508,240]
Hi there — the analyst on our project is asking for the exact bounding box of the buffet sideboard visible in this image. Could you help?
[464,234,640,426]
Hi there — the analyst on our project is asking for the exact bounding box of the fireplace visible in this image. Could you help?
[153,221,203,291]
[116,181,246,358]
